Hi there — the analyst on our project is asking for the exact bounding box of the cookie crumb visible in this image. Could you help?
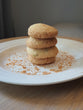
[21,70,26,74]
[42,71,51,75]
[34,67,39,71]
[27,73,31,75]
[22,66,26,69]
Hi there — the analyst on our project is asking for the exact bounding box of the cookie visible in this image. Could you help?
[28,55,55,65]
[26,46,58,59]
[28,23,58,39]
[26,37,57,49]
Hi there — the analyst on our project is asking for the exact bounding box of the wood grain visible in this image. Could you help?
[0,36,83,110]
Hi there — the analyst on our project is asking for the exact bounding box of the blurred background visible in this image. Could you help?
[0,0,83,39]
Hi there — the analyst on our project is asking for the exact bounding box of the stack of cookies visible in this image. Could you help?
[26,23,58,65]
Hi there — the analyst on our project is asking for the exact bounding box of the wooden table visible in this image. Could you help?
[0,36,83,110]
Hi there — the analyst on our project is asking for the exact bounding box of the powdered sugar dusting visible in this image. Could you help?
[5,51,75,75]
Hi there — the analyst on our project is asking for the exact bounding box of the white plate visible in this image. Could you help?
[0,38,83,85]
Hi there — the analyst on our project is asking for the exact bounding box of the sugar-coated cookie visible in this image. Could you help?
[26,46,58,59]
[28,23,58,39]
[26,37,57,49]
[28,55,55,65]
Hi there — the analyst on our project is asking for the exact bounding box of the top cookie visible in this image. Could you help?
[28,23,58,39]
